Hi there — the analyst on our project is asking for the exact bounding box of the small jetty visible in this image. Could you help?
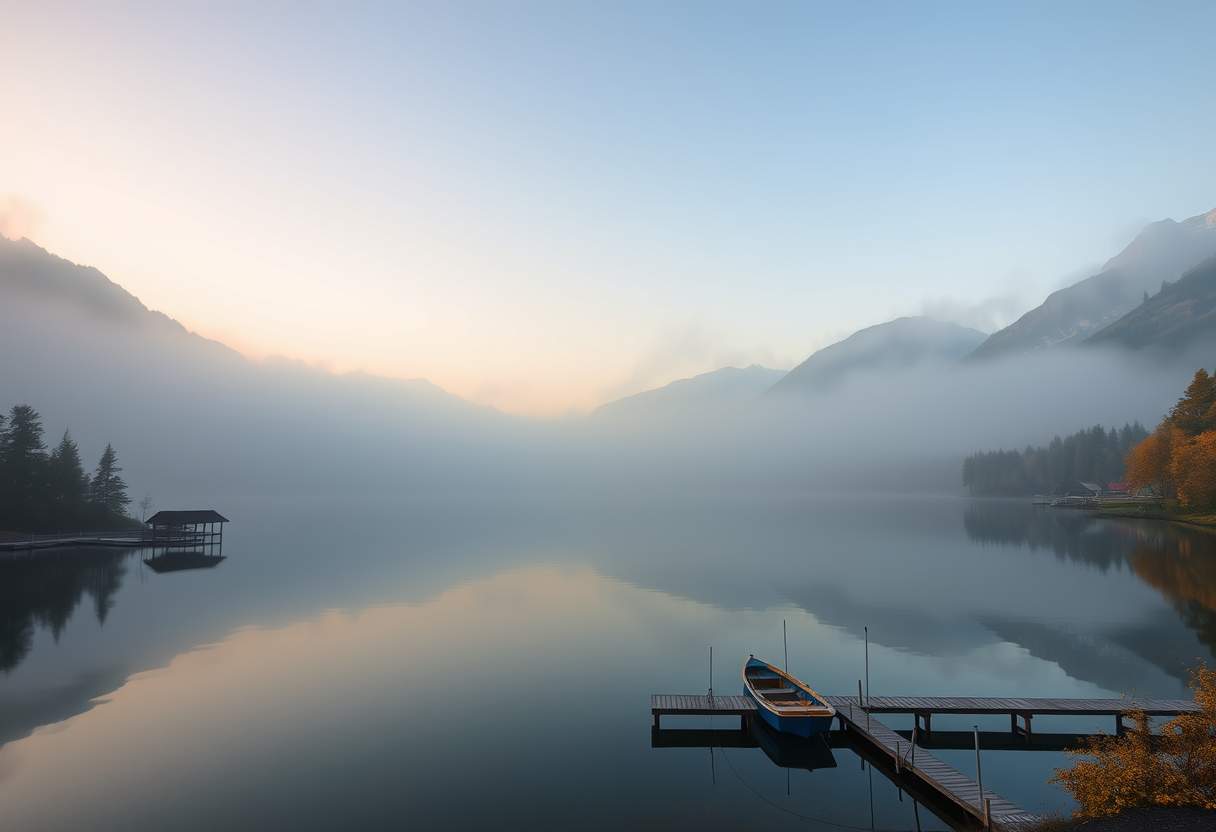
[651,692,1201,830]
[0,509,229,558]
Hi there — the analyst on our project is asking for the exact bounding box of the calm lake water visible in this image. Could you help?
[1,495,1213,830]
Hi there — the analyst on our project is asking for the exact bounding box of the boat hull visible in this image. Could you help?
[746,692,835,737]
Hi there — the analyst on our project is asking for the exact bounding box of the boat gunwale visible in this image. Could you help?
[742,657,837,719]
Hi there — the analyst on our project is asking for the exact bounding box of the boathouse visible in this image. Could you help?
[145,509,228,551]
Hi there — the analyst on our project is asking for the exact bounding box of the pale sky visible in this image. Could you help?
[2,1,1214,415]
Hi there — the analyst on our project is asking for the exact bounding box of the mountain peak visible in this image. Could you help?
[970,207,1216,360]
[770,316,985,394]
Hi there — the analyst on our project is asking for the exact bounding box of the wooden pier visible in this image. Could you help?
[0,510,228,556]
[824,694,1201,737]
[650,692,1201,830]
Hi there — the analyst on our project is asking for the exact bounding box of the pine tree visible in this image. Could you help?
[0,405,49,530]
[47,431,90,528]
[89,443,130,522]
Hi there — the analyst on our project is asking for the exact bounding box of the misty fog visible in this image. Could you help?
[2,277,1207,508]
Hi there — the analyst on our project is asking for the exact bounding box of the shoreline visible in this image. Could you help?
[1097,504,1216,531]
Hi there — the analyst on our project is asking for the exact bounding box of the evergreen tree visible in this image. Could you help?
[47,431,90,529]
[0,405,49,530]
[89,443,130,521]
[963,423,1149,496]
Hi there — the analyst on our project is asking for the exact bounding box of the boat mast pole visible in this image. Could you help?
[783,619,788,672]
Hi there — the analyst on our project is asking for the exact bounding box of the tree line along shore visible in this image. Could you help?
[964,366,1216,529]
[0,404,136,534]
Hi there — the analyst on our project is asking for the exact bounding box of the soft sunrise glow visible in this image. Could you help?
[2,3,1215,413]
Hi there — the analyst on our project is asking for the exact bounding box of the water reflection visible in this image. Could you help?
[963,500,1216,682]
[4,497,1216,828]
[963,500,1135,570]
[0,548,130,674]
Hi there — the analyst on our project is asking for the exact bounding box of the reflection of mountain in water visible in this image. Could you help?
[0,549,131,674]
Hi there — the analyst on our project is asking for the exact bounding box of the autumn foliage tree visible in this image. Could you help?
[1125,368,1216,509]
[1053,665,1216,816]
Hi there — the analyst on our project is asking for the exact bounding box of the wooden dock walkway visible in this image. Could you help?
[650,692,1201,830]
[833,700,1039,830]
[0,529,202,554]
[823,694,1201,736]
[651,694,754,729]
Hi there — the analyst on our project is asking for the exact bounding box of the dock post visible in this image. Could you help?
[864,625,869,706]
[1115,713,1124,735]
[984,798,991,829]
[974,726,984,815]
[895,741,900,773]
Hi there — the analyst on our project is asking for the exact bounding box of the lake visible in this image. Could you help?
[1,494,1212,830]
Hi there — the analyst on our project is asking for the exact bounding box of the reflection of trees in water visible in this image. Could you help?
[965,500,1216,674]
[0,549,131,674]
[1128,526,1216,662]
[962,500,1138,570]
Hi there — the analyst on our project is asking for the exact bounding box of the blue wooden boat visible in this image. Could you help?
[742,655,836,738]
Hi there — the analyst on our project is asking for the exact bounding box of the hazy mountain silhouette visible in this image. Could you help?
[768,316,985,395]
[1086,254,1216,352]
[0,236,525,500]
[970,208,1216,359]
[592,365,784,421]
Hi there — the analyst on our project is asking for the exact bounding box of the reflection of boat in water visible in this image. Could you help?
[742,656,836,738]
[749,714,836,770]
[143,553,226,573]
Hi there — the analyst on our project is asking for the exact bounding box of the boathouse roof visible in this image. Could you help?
[146,510,229,525]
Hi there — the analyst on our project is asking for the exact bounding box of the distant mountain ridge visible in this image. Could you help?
[0,235,471,407]
[0,234,520,499]
[0,236,190,334]
[970,208,1216,360]
[769,316,986,395]
[593,365,784,420]
[1086,254,1216,351]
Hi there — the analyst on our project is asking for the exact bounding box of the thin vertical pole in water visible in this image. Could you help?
[868,763,875,831]
[864,625,870,706]
[974,725,984,813]
[708,645,713,700]
[783,619,788,672]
